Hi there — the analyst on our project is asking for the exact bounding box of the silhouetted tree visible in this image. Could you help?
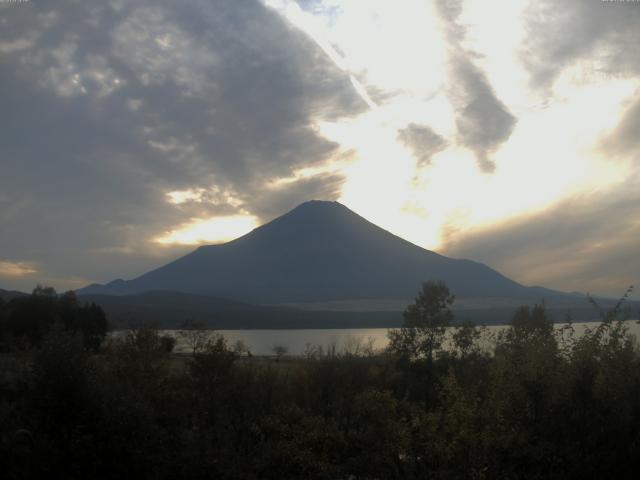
[178,318,209,355]
[32,284,57,298]
[272,344,288,360]
[3,285,59,346]
[159,334,177,353]
[59,290,108,351]
[452,320,482,358]
[387,280,454,362]
[0,286,107,351]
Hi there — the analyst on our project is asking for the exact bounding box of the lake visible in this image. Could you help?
[131,320,640,356]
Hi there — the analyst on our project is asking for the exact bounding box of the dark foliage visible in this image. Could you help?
[0,286,108,352]
[1,284,639,479]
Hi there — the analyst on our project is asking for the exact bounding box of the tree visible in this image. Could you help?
[4,286,59,346]
[387,281,454,362]
[188,335,237,397]
[178,318,209,355]
[159,334,177,353]
[494,303,558,363]
[79,302,108,351]
[1,286,108,351]
[272,344,288,361]
[32,284,57,298]
[510,303,553,338]
[57,291,108,351]
[452,320,482,358]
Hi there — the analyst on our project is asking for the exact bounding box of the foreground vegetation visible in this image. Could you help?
[1,284,640,479]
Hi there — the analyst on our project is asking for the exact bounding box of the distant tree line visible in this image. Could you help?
[0,285,108,352]
[1,282,639,479]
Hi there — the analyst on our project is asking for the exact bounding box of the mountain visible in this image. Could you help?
[0,288,29,302]
[78,200,573,305]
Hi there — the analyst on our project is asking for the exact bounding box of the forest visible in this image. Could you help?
[1,282,639,479]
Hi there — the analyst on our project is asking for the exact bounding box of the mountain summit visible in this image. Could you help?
[78,201,553,303]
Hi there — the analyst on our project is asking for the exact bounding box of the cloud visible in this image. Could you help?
[442,180,640,300]
[397,124,448,167]
[111,6,219,95]
[434,0,517,172]
[522,0,640,90]
[0,260,37,278]
[252,172,345,220]
[600,90,640,158]
[447,58,517,172]
[0,35,36,54]
[154,215,258,246]
[0,0,363,288]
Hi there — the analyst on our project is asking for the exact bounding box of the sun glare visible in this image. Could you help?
[172,0,640,258]
[166,189,207,204]
[320,0,447,96]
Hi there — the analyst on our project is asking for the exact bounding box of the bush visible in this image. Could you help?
[2,283,640,478]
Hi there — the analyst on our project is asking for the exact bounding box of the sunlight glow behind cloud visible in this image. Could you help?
[166,189,207,205]
[0,260,37,278]
[165,0,639,257]
[262,0,639,256]
[154,216,258,246]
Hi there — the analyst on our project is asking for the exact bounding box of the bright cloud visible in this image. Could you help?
[166,189,208,205]
[155,216,258,246]
[0,260,37,278]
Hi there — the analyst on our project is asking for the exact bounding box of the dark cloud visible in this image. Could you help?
[600,90,640,158]
[442,182,640,300]
[522,0,640,90]
[0,0,363,287]
[397,123,448,166]
[434,0,517,172]
[448,58,517,173]
[251,173,345,221]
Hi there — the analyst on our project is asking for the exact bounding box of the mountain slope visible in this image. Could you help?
[78,201,567,303]
[0,288,29,302]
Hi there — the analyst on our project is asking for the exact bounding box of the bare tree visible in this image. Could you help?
[272,344,288,361]
[232,339,252,357]
[178,318,210,355]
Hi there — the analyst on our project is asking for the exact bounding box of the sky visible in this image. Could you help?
[0,0,639,299]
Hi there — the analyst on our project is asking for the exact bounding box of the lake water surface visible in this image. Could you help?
[144,321,640,356]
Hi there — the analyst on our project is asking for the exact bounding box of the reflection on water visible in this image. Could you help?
[114,321,640,356]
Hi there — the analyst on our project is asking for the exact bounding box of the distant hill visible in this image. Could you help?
[78,290,402,329]
[0,288,28,302]
[77,290,616,329]
[77,200,575,305]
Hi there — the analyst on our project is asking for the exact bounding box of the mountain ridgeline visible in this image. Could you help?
[78,201,562,305]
